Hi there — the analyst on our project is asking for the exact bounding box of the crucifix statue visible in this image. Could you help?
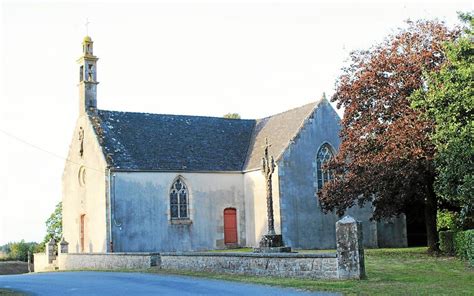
[255,138,290,252]
[78,126,84,157]
[261,138,276,235]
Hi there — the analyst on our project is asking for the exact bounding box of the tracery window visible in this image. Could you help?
[170,178,189,219]
[316,143,335,191]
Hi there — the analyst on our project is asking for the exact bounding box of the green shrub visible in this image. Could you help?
[453,230,474,266]
[437,210,459,231]
[439,230,456,255]
[5,241,38,262]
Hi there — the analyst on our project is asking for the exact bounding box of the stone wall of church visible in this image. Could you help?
[277,100,381,249]
[243,169,281,247]
[377,215,408,247]
[62,114,109,253]
[110,172,246,252]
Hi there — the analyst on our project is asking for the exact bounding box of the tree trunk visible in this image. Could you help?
[424,183,439,253]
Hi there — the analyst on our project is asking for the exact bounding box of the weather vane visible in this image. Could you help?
[85,18,91,36]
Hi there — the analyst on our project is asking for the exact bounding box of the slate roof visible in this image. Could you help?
[91,100,320,172]
[243,101,320,170]
[93,111,255,171]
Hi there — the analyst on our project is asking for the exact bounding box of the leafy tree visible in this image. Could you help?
[45,202,63,243]
[437,210,459,231]
[411,13,473,228]
[319,20,458,252]
[35,202,63,253]
[223,113,241,119]
[0,243,11,254]
[7,241,37,262]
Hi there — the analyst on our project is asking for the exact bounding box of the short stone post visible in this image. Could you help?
[336,216,365,279]
[58,237,69,254]
[27,251,31,273]
[46,238,56,264]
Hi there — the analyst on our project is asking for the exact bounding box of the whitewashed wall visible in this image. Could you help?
[243,168,281,247]
[62,114,108,253]
[110,171,246,251]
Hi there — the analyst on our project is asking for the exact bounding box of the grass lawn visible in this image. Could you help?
[0,289,25,296]
[151,247,474,295]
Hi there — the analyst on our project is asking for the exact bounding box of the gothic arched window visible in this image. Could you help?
[316,143,335,191]
[170,178,189,220]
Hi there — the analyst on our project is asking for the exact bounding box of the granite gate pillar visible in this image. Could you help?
[336,216,366,279]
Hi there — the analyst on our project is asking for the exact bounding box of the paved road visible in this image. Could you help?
[0,272,339,295]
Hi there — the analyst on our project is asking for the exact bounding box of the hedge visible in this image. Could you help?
[440,229,474,266]
[454,230,474,266]
[439,230,456,255]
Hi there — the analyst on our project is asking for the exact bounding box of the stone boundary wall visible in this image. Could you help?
[57,253,160,271]
[34,252,159,272]
[33,216,365,280]
[160,252,338,279]
[33,253,49,272]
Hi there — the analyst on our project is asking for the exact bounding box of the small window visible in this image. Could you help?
[78,166,86,187]
[88,64,94,81]
[170,178,189,220]
[79,65,84,82]
[316,143,335,191]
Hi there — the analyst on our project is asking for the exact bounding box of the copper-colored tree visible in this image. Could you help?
[319,20,458,252]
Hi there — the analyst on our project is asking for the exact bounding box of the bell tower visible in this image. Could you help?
[77,36,99,114]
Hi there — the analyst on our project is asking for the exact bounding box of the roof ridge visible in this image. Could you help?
[273,99,324,163]
[243,98,325,170]
[97,109,255,122]
[256,101,318,121]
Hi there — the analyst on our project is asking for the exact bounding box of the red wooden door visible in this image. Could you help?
[80,214,85,252]
[224,208,238,244]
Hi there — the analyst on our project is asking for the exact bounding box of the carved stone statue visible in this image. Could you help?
[261,138,276,235]
[255,138,291,253]
[78,127,84,157]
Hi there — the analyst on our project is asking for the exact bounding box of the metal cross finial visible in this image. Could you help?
[85,18,91,36]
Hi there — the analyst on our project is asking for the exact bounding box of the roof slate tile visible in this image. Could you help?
[92,101,320,172]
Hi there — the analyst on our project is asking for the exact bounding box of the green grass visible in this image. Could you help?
[148,247,474,295]
[206,247,254,253]
[206,247,337,254]
[0,289,26,296]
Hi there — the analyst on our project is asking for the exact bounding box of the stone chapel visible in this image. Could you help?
[62,36,408,253]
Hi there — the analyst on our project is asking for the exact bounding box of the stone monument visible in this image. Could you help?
[336,216,366,279]
[58,237,69,254]
[46,238,56,264]
[254,139,291,253]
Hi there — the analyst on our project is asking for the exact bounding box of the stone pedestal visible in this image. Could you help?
[254,234,292,253]
[58,237,69,254]
[336,216,365,279]
[253,246,292,253]
[46,238,56,264]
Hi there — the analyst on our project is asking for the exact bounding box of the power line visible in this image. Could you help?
[0,128,104,173]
